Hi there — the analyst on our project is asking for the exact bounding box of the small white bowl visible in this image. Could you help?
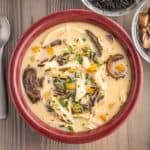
[132,0,150,63]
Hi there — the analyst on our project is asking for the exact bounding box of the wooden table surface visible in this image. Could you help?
[0,0,149,150]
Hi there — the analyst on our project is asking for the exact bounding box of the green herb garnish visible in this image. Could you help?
[53,78,65,90]
[67,125,74,131]
[72,102,83,113]
[85,73,92,80]
[68,45,74,53]
[59,98,68,108]
[94,59,104,66]
[75,54,83,64]
[65,77,76,84]
[82,38,87,42]
[82,46,92,56]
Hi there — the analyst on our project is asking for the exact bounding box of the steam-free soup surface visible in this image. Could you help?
[21,22,131,132]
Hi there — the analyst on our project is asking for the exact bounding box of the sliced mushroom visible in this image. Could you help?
[50,39,62,47]
[138,13,149,28]
[106,54,125,79]
[147,23,150,35]
[38,77,44,88]
[23,67,42,103]
[86,30,102,56]
[140,28,150,49]
[138,8,150,50]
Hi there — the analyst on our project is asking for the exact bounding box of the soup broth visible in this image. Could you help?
[21,22,131,132]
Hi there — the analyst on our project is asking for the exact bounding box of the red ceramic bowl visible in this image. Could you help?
[8,9,143,144]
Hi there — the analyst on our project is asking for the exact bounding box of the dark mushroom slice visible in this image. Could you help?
[86,29,102,56]
[50,39,62,47]
[140,28,150,49]
[25,89,41,103]
[147,24,150,36]
[23,68,41,103]
[38,77,44,88]
[106,54,125,79]
[138,12,149,28]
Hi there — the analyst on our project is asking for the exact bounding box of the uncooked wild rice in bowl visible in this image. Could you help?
[81,0,145,17]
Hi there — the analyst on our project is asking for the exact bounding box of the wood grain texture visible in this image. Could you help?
[0,0,149,150]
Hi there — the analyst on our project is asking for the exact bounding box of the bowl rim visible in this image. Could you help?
[8,9,143,144]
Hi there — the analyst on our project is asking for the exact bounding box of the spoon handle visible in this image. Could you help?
[0,47,7,119]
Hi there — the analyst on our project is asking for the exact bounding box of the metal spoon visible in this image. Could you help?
[0,16,10,119]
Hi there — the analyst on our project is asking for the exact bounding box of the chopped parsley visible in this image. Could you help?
[94,59,104,66]
[65,77,76,84]
[67,125,74,131]
[82,46,92,56]
[53,78,65,90]
[67,45,74,53]
[75,54,83,64]
[72,102,83,113]
[85,73,92,80]
[63,114,67,117]
[59,98,68,108]
[82,38,87,42]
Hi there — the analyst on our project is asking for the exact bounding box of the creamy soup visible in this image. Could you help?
[21,22,131,132]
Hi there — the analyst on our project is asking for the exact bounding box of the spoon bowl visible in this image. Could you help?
[0,16,10,47]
